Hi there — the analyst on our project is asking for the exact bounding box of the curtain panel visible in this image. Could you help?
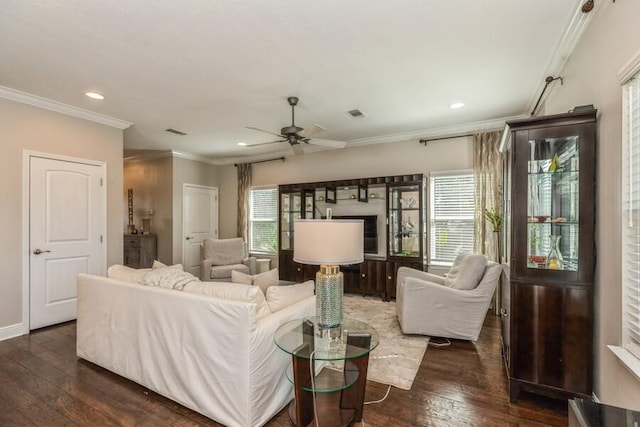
[237,163,252,242]
[473,131,503,262]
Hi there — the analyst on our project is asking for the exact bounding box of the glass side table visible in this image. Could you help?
[275,317,379,427]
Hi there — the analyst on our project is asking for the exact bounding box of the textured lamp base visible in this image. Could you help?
[316,266,343,336]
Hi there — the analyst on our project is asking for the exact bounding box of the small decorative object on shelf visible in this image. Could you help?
[141,218,151,234]
[358,184,368,202]
[546,235,563,270]
[127,188,137,234]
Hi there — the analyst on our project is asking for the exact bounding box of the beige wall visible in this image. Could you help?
[217,136,474,238]
[123,156,220,264]
[123,157,173,264]
[0,97,123,330]
[544,1,640,409]
[172,157,220,263]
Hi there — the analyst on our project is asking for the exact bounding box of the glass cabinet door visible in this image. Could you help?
[280,192,301,250]
[303,189,315,219]
[526,135,579,271]
[388,184,421,257]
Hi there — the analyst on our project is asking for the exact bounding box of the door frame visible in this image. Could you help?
[21,150,107,334]
[182,183,218,269]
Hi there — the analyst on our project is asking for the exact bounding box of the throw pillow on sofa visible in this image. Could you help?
[140,268,199,291]
[266,280,314,313]
[445,253,487,290]
[231,268,279,294]
[183,281,271,319]
[152,260,184,270]
[107,264,151,283]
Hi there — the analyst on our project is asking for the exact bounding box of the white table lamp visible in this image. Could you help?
[294,219,364,338]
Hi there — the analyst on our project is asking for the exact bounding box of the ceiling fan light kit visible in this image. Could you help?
[245,96,347,154]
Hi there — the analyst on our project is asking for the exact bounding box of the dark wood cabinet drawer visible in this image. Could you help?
[123,234,157,268]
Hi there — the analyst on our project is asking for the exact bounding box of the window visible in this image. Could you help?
[248,187,278,254]
[429,171,475,264]
[622,70,640,362]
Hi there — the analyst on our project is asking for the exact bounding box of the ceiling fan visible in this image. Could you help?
[245,96,347,154]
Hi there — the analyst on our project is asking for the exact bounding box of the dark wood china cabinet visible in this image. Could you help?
[502,109,597,402]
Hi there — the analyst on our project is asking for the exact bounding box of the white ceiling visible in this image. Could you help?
[0,1,592,162]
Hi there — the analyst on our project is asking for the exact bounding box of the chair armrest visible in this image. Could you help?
[397,266,445,286]
[200,259,213,281]
[244,257,257,275]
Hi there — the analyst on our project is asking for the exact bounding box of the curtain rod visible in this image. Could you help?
[419,134,473,145]
[234,156,285,167]
[531,76,563,116]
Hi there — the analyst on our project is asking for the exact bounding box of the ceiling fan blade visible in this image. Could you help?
[291,143,304,155]
[307,138,347,149]
[298,124,326,138]
[245,126,284,138]
[245,139,287,148]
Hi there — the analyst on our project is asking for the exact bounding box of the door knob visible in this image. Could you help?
[33,249,51,255]
[186,237,193,240]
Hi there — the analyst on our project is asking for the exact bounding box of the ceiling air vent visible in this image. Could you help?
[348,109,367,118]
[166,128,187,136]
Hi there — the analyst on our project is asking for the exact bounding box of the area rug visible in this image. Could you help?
[338,294,429,390]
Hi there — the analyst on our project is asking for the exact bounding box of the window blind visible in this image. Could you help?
[623,72,640,360]
[248,188,278,254]
[430,172,475,264]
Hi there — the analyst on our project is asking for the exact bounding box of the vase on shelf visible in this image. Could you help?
[546,234,563,270]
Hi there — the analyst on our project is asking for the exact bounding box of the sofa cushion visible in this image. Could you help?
[445,253,487,290]
[266,280,314,313]
[140,268,200,290]
[183,281,271,319]
[202,238,245,265]
[107,264,150,283]
[231,268,279,294]
[210,264,250,279]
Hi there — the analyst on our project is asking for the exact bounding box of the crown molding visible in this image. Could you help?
[618,47,640,84]
[347,115,524,147]
[123,150,173,163]
[526,0,599,114]
[0,86,132,129]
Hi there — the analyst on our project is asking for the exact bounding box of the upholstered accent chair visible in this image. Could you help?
[396,253,502,341]
[200,238,257,282]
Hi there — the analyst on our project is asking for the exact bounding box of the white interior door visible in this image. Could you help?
[183,184,218,277]
[29,156,105,330]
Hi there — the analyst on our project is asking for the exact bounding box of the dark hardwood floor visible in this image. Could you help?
[0,315,567,426]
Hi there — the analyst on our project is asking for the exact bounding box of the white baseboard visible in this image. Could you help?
[0,322,27,341]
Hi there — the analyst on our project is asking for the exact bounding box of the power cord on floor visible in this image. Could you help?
[364,384,392,405]
[430,337,451,347]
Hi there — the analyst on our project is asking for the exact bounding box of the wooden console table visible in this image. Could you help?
[274,317,379,427]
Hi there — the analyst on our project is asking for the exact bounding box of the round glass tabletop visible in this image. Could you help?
[274,316,379,361]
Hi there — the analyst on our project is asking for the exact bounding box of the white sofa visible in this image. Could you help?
[76,273,315,427]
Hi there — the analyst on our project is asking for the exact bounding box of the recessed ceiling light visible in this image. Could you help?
[449,102,465,109]
[237,142,247,146]
[86,91,105,100]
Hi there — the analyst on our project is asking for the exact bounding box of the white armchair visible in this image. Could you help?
[396,254,502,341]
[200,238,257,282]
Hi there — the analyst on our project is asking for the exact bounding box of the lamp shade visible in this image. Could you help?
[293,219,364,265]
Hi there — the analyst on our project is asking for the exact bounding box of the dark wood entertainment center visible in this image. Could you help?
[278,174,425,301]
